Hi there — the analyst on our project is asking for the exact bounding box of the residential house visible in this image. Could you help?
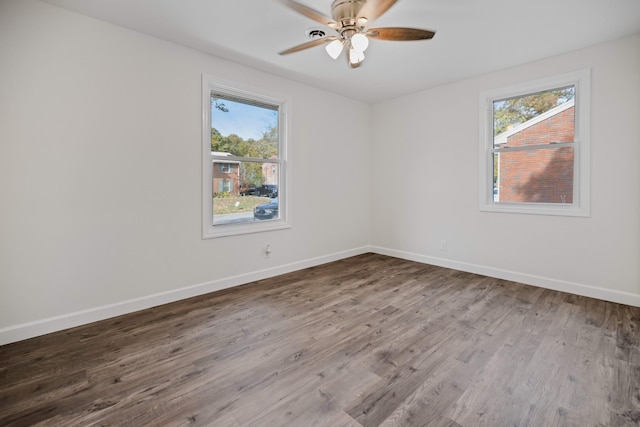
[212,151,240,196]
[261,158,278,187]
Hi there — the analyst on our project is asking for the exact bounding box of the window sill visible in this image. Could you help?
[203,219,291,239]
[480,202,589,217]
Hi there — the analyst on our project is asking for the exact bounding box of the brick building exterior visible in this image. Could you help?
[495,100,574,203]
[212,152,240,196]
[261,159,278,186]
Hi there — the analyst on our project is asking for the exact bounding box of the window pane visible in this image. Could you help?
[211,94,278,160]
[494,146,574,204]
[493,86,575,138]
[212,161,279,225]
[492,85,576,205]
[210,91,281,227]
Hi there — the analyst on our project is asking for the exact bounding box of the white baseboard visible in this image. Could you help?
[3,245,637,346]
[0,246,370,346]
[371,246,640,308]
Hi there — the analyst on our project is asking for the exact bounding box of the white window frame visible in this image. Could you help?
[202,74,291,238]
[478,69,591,217]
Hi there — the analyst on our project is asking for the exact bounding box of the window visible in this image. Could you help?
[479,69,590,216]
[218,179,233,193]
[202,75,290,238]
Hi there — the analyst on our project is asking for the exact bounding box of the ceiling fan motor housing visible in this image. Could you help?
[331,0,366,23]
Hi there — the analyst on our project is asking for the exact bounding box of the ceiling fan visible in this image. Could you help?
[277,0,436,68]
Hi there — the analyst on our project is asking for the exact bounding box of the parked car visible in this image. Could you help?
[241,184,278,198]
[240,187,256,196]
[254,198,278,220]
[259,184,278,198]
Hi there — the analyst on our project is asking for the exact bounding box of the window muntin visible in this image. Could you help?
[479,69,590,216]
[202,75,290,238]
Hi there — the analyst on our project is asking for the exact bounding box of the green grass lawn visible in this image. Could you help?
[213,195,271,215]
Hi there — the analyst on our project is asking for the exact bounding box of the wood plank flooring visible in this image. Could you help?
[1,253,639,426]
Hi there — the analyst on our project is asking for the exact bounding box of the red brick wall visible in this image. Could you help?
[498,106,574,203]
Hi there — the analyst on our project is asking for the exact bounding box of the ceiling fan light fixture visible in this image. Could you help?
[348,47,365,65]
[351,33,369,52]
[325,39,344,59]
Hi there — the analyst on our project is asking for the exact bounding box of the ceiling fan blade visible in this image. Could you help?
[357,0,398,21]
[278,0,338,29]
[278,36,339,55]
[367,27,435,41]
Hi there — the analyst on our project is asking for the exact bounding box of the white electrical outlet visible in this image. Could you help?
[440,240,447,251]
[264,244,272,258]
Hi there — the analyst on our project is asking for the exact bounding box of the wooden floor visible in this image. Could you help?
[1,254,639,426]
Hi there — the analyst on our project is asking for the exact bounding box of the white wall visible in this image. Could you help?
[371,34,640,305]
[0,0,371,343]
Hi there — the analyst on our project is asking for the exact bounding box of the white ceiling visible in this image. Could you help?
[42,0,640,103]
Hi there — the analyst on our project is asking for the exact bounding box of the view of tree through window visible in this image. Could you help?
[210,94,280,226]
[492,86,576,204]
